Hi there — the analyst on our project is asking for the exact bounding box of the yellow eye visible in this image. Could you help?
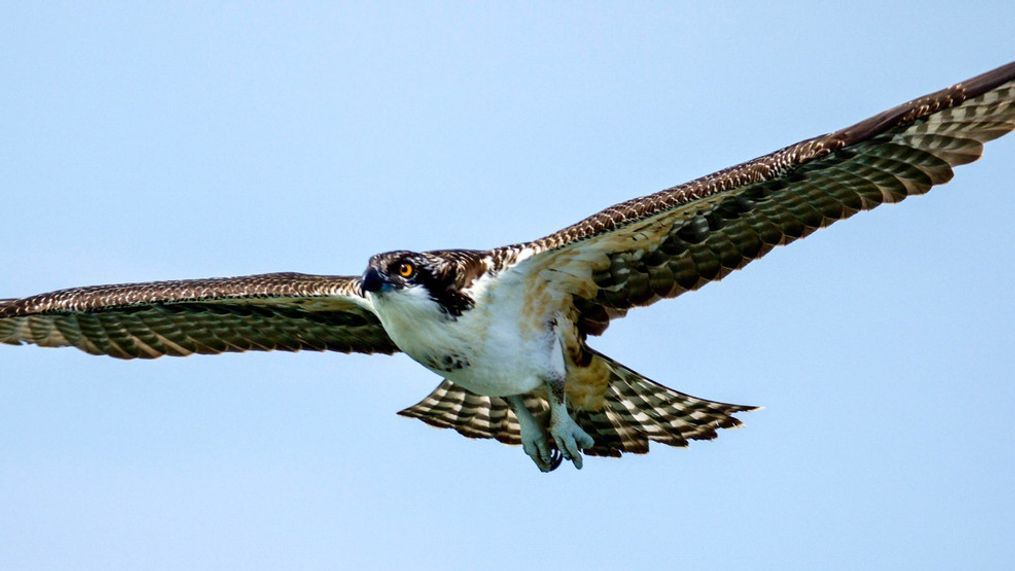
[397,262,416,278]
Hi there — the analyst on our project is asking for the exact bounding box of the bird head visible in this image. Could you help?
[360,250,484,318]
[361,251,435,295]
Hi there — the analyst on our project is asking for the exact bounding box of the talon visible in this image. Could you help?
[523,440,548,471]
[549,420,594,471]
[562,435,583,469]
[520,428,560,472]
[537,440,552,465]
[558,443,572,461]
[548,448,564,471]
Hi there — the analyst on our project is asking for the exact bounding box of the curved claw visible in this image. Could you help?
[548,448,564,471]
[522,432,559,472]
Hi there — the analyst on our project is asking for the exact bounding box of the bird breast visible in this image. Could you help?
[370,279,553,397]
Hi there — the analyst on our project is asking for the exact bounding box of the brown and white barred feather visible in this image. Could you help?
[407,64,1015,458]
[397,380,546,445]
[0,273,398,358]
[492,64,1015,334]
[2,63,1012,462]
[399,354,756,458]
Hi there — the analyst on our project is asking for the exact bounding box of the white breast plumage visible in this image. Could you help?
[368,274,552,397]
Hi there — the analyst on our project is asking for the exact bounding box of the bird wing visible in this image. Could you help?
[0,272,398,358]
[489,61,1015,336]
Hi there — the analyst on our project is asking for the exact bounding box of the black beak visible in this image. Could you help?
[361,267,385,294]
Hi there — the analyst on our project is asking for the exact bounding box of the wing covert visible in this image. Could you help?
[0,272,398,358]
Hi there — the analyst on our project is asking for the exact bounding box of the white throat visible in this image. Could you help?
[369,285,469,368]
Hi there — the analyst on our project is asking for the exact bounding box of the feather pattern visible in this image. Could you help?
[400,353,756,458]
[491,63,1015,333]
[393,62,1015,458]
[3,62,1014,467]
[0,273,397,358]
[398,379,547,445]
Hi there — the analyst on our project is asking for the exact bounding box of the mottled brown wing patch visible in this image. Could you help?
[0,273,398,358]
[489,63,1014,336]
[590,83,1013,309]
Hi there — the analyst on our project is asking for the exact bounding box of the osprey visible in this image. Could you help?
[2,62,1013,471]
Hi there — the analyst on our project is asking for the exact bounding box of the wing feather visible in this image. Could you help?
[492,62,1014,332]
[0,272,398,358]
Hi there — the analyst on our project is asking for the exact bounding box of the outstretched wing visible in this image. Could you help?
[0,272,397,358]
[491,62,1015,336]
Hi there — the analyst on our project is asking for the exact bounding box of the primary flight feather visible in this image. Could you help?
[3,62,1013,471]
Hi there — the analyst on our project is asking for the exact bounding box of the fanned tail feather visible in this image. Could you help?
[397,380,547,446]
[399,353,757,458]
[577,354,758,457]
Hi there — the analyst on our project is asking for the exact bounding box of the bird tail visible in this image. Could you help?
[397,379,539,446]
[398,354,758,458]
[572,352,759,457]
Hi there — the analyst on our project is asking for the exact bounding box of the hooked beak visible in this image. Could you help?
[360,267,386,295]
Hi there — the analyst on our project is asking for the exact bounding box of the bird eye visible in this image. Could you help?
[397,261,416,279]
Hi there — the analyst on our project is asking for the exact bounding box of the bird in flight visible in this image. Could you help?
[3,62,1013,472]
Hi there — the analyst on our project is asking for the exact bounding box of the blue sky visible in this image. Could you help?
[1,3,1013,570]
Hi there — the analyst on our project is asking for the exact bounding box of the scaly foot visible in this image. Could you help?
[549,416,595,470]
[521,428,564,472]
[507,395,563,472]
[543,317,595,470]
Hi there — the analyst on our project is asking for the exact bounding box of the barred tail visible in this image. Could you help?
[573,353,759,457]
[397,380,546,446]
[398,353,757,459]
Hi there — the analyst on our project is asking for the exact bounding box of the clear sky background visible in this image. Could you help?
[1,3,1013,570]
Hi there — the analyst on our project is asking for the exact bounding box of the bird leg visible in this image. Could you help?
[544,315,594,469]
[543,375,594,469]
[506,395,561,472]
